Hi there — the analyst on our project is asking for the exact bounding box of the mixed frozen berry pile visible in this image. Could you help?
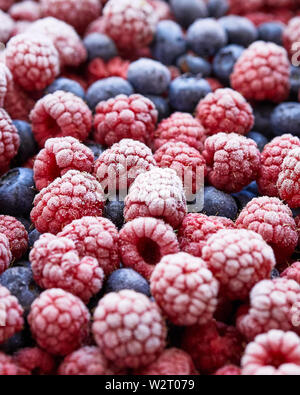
[1,0,300,377]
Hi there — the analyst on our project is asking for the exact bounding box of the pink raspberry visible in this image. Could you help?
[237,278,300,340]
[150,252,219,326]
[182,320,244,375]
[13,347,56,375]
[196,88,254,137]
[0,285,24,344]
[231,41,290,103]
[0,108,20,175]
[203,133,261,193]
[58,216,119,276]
[40,0,102,34]
[119,217,180,280]
[92,290,167,369]
[0,233,11,275]
[0,9,14,43]
[34,137,94,191]
[28,288,90,356]
[85,16,106,36]
[124,167,187,229]
[242,330,300,375]
[93,94,158,147]
[148,0,173,21]
[154,141,206,196]
[9,1,41,22]
[227,0,264,14]
[154,112,207,152]
[205,78,224,92]
[277,148,300,208]
[103,0,157,51]
[215,365,241,376]
[0,0,15,12]
[257,134,300,197]
[0,215,28,260]
[0,352,23,375]
[30,91,92,148]
[283,17,300,60]
[178,213,235,259]
[6,33,60,92]
[282,262,300,284]
[94,139,156,193]
[87,57,129,85]
[202,229,276,301]
[236,197,298,264]
[30,170,105,235]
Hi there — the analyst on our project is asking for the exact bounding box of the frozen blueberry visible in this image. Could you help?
[271,268,280,279]
[219,16,257,47]
[289,66,300,100]
[0,168,36,218]
[85,140,106,159]
[177,54,211,77]
[127,58,171,96]
[0,331,34,355]
[169,74,211,113]
[271,102,300,138]
[232,190,255,210]
[45,77,86,100]
[28,229,41,249]
[104,199,125,230]
[253,102,276,139]
[152,20,186,65]
[86,77,134,111]
[83,33,117,62]
[146,95,170,122]
[170,0,208,29]
[213,44,244,85]
[207,0,229,18]
[11,121,38,167]
[247,131,268,152]
[187,18,227,58]
[16,217,31,233]
[244,181,259,196]
[258,22,284,46]
[105,268,151,297]
[202,186,238,220]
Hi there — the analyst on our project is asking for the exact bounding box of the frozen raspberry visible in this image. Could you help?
[257,134,300,197]
[0,233,11,275]
[150,252,219,326]
[92,290,167,369]
[9,1,41,21]
[154,141,206,196]
[196,88,254,137]
[136,348,197,375]
[227,0,264,15]
[277,148,300,208]
[0,285,23,344]
[34,137,94,191]
[237,278,300,341]
[182,320,244,375]
[215,365,241,376]
[94,139,156,193]
[0,215,28,260]
[282,262,300,284]
[0,64,9,108]
[58,346,111,375]
[154,112,207,152]
[30,170,105,235]
[203,133,261,193]
[283,17,300,60]
[0,0,14,12]
[40,0,102,34]
[28,289,90,356]
[87,57,129,86]
[124,167,187,229]
[0,9,14,43]
[231,41,290,103]
[205,78,224,92]
[6,33,60,92]
[202,229,276,301]
[93,94,158,147]
[147,0,173,22]
[0,108,20,175]
[11,20,31,35]
[0,352,22,375]
[103,0,157,51]
[30,91,92,148]
[85,16,106,36]
[236,197,298,264]
[13,347,56,375]
[242,330,300,375]
[58,216,119,276]
[119,217,180,280]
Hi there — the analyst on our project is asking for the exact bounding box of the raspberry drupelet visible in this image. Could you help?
[283,17,300,61]
[154,112,207,152]
[203,133,261,194]
[277,148,300,208]
[94,139,156,193]
[0,216,28,260]
[5,33,60,92]
[124,167,187,229]
[30,170,105,235]
[0,234,11,275]
[119,217,180,280]
[33,137,94,191]
[242,330,300,375]
[92,290,167,369]
[93,94,158,148]
[0,285,24,344]
[28,288,90,356]
[257,134,300,197]
[150,252,219,326]
[58,216,119,276]
[236,197,298,264]
[215,365,241,376]
[0,108,20,175]
[30,91,93,148]
[281,262,300,284]
[0,352,23,375]
[231,41,290,103]
[13,347,56,376]
[196,88,254,137]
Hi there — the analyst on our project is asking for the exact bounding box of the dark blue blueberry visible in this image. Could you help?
[177,54,211,77]
[152,20,186,65]
[127,58,171,96]
[12,121,38,167]
[146,95,170,122]
[289,66,300,101]
[253,102,276,139]
[104,268,151,297]
[292,207,300,218]
[219,16,257,47]
[213,44,244,85]
[271,268,280,279]
[271,102,300,138]
[86,77,134,111]
[258,22,284,46]
[28,229,41,249]
[169,75,211,113]
[16,217,31,232]
[207,0,229,18]
[202,186,238,220]
[83,33,117,62]
[187,18,227,58]
[232,190,255,210]
[104,199,125,230]
[45,77,86,100]
[0,330,34,355]
[85,140,106,159]
[170,0,208,29]
[247,131,268,152]
[0,168,36,218]
[244,181,259,196]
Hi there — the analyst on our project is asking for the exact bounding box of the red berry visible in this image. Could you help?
[9,1,41,22]
[85,16,106,36]
[148,0,173,22]
[0,0,15,12]
[87,57,129,86]
[13,347,56,375]
[205,78,224,92]
[282,262,300,284]
[0,215,28,260]
[0,285,24,344]
[227,0,264,14]
[283,17,300,60]
[0,234,11,275]
[215,365,241,375]
[277,148,300,208]
[0,352,23,375]
[0,108,20,175]
[0,9,14,43]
